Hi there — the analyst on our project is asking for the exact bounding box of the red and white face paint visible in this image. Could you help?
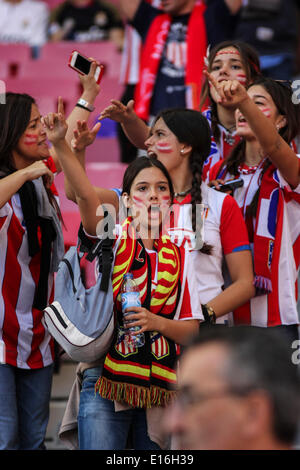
[13,104,49,168]
[259,107,271,118]
[236,73,247,84]
[23,133,39,145]
[156,141,173,153]
[145,117,185,175]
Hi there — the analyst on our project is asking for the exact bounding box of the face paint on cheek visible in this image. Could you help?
[24,133,38,145]
[260,107,271,118]
[132,195,145,207]
[236,73,247,84]
[161,195,171,208]
[156,142,173,153]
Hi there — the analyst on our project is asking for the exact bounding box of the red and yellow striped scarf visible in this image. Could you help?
[95,218,182,408]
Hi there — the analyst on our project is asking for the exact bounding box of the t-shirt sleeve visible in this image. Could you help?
[131,1,161,41]
[177,250,204,321]
[220,194,251,255]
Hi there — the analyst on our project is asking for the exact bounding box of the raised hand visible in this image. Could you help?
[71,120,101,152]
[98,99,136,123]
[42,97,68,144]
[204,70,249,108]
[79,60,101,99]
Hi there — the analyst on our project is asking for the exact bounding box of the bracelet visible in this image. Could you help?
[76,98,95,112]
[75,103,90,111]
[201,304,217,325]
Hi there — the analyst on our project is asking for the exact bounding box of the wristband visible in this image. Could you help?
[201,304,217,325]
[76,98,95,112]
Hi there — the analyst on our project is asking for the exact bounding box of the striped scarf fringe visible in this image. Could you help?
[95,376,176,409]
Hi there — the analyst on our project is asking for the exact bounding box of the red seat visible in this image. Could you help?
[5,77,81,114]
[18,59,78,80]
[85,137,120,163]
[41,41,122,78]
[0,43,31,62]
[0,60,9,80]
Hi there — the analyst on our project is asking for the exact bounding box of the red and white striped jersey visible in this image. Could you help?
[146,247,202,322]
[202,107,240,182]
[120,0,162,85]
[209,159,300,327]
[164,183,251,325]
[0,157,58,368]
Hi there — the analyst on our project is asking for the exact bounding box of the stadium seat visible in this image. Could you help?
[18,59,78,80]
[0,60,9,80]
[40,41,122,78]
[0,43,31,63]
[86,136,120,163]
[4,77,80,114]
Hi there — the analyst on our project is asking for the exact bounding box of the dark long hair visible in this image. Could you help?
[220,77,300,216]
[0,92,61,218]
[200,40,261,145]
[153,108,212,254]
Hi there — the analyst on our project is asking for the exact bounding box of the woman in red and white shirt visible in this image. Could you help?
[0,63,101,450]
[208,75,300,341]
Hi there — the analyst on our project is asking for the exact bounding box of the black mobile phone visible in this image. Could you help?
[211,178,244,193]
[68,50,104,84]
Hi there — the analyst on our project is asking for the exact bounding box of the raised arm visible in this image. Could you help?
[43,99,105,236]
[99,99,150,149]
[224,0,242,14]
[49,61,101,172]
[206,71,300,188]
[119,0,141,21]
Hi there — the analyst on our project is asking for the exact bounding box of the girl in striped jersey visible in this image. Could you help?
[43,104,203,449]
[0,93,64,450]
[0,65,101,449]
[199,40,261,181]
[208,75,300,341]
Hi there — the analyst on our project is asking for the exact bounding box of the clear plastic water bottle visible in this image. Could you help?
[121,273,145,348]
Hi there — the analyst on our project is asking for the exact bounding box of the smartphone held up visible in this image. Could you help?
[68,50,104,84]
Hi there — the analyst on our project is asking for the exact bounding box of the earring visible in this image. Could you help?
[180,149,185,154]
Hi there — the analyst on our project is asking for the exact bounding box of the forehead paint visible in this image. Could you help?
[215,50,241,57]
[156,142,172,153]
[24,133,38,145]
